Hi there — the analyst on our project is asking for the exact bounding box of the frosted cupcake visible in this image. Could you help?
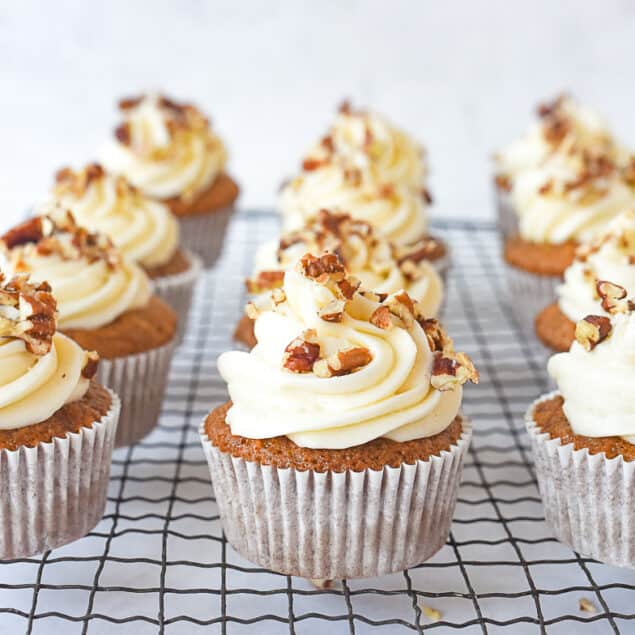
[526,288,635,567]
[0,271,120,558]
[1,210,176,446]
[536,211,635,352]
[495,94,630,236]
[235,209,444,348]
[201,252,477,579]
[102,94,239,266]
[279,103,448,274]
[51,163,202,342]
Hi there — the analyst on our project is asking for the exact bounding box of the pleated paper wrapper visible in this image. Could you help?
[153,250,203,344]
[200,418,472,579]
[0,390,121,559]
[179,205,235,268]
[526,392,635,568]
[97,339,176,447]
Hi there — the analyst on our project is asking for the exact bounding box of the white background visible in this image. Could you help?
[2,0,635,227]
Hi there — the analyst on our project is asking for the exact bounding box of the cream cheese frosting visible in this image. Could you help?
[279,164,429,246]
[512,151,635,244]
[1,211,152,330]
[219,252,477,449]
[251,210,443,317]
[557,211,635,322]
[303,102,426,189]
[101,94,227,201]
[0,272,97,430]
[548,291,635,443]
[51,163,179,269]
[496,95,628,185]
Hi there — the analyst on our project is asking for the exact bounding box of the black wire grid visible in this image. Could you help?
[0,211,634,635]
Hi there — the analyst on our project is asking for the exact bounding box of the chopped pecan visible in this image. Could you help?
[421,188,433,204]
[318,299,346,323]
[81,351,100,379]
[338,100,352,115]
[245,270,285,294]
[431,352,479,391]
[596,280,629,314]
[494,174,512,192]
[114,122,132,145]
[379,183,394,198]
[315,347,372,377]
[118,96,143,110]
[537,94,566,118]
[298,253,346,283]
[1,217,44,249]
[575,315,612,351]
[302,158,327,171]
[370,305,394,329]
[344,168,362,186]
[336,276,360,300]
[283,334,321,373]
[321,135,334,152]
[385,291,416,327]
[418,318,451,353]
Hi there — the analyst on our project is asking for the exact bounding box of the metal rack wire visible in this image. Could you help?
[1,211,634,634]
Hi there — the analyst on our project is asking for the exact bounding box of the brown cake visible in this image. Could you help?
[534,302,576,352]
[504,235,577,277]
[165,172,239,218]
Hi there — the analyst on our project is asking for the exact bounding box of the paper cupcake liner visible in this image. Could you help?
[152,250,203,345]
[0,390,121,559]
[178,205,235,268]
[526,392,635,568]
[505,264,561,334]
[494,186,519,238]
[97,340,176,447]
[200,418,472,579]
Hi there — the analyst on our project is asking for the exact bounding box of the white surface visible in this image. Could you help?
[2,1,635,226]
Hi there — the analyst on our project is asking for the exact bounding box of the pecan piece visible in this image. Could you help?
[81,351,100,379]
[318,299,346,323]
[314,346,372,377]
[417,318,450,352]
[596,280,629,314]
[114,122,131,145]
[283,334,321,373]
[298,253,346,283]
[575,315,612,351]
[431,352,479,391]
[245,270,285,294]
[302,158,327,171]
[336,276,360,300]
[494,174,511,192]
[1,217,45,250]
[370,305,394,329]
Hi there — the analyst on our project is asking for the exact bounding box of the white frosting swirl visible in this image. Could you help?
[304,106,426,188]
[101,95,227,200]
[52,167,179,268]
[512,151,635,243]
[0,332,90,430]
[280,166,428,246]
[5,233,151,330]
[558,211,635,321]
[548,312,635,442]
[219,268,462,449]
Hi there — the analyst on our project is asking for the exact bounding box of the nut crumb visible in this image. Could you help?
[578,597,598,614]
[421,605,441,622]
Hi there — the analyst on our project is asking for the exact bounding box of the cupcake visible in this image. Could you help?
[1,210,177,447]
[50,163,202,343]
[0,271,120,558]
[526,287,635,567]
[235,209,444,348]
[279,103,449,274]
[201,252,477,579]
[102,94,239,266]
[536,211,635,352]
[494,94,629,236]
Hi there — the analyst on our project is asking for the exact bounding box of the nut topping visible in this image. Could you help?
[431,352,479,391]
[81,350,100,379]
[370,305,394,330]
[318,299,346,323]
[575,315,612,351]
[283,333,321,373]
[314,346,372,377]
[245,270,285,294]
[596,280,633,314]
[298,253,346,283]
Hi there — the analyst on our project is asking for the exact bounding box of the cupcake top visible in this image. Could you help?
[302,101,426,189]
[1,210,152,330]
[557,211,635,321]
[101,94,227,201]
[0,271,99,430]
[549,282,635,441]
[51,163,179,269]
[279,163,429,247]
[219,252,477,450]
[495,94,627,187]
[512,149,635,244]
[251,209,443,317]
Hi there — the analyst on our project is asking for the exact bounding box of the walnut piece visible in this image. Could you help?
[575,315,612,351]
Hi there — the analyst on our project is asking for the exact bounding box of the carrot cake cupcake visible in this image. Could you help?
[235,209,444,348]
[0,271,120,558]
[201,251,477,579]
[526,288,635,567]
[494,94,629,236]
[102,94,239,266]
[279,103,449,274]
[536,211,635,352]
[1,210,177,447]
[51,163,202,343]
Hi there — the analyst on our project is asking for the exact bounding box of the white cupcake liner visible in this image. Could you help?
[526,392,635,568]
[97,339,176,448]
[200,416,472,579]
[494,185,519,238]
[178,205,235,268]
[505,264,562,334]
[152,250,203,345]
[0,389,121,559]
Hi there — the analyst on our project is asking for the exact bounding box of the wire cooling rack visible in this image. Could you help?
[1,211,634,635]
